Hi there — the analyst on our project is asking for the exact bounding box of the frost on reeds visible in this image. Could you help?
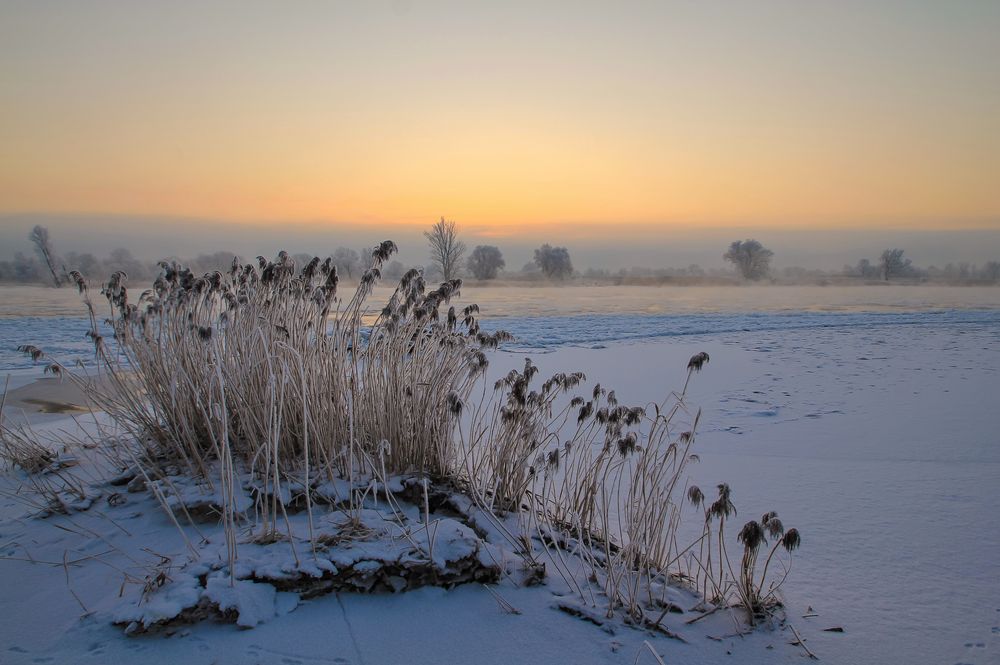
[1,246,801,633]
[75,246,495,484]
[684,485,802,624]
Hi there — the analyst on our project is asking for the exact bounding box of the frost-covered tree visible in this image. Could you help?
[29,225,63,286]
[424,217,466,281]
[724,239,773,281]
[879,248,911,281]
[533,244,573,280]
[332,247,363,280]
[466,245,505,280]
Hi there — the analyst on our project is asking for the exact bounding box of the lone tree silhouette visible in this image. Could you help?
[533,244,573,280]
[879,248,911,281]
[467,245,505,280]
[424,218,466,281]
[29,225,63,287]
[724,239,773,281]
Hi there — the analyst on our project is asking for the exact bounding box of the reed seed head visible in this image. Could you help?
[781,528,801,552]
[16,344,44,362]
[738,520,765,550]
[709,483,736,520]
[687,351,710,372]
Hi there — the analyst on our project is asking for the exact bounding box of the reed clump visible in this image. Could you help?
[3,245,802,632]
[685,484,802,623]
[75,244,505,487]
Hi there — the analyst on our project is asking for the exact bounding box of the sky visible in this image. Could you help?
[1,1,998,268]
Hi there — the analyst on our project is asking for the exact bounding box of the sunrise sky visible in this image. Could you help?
[1,1,998,265]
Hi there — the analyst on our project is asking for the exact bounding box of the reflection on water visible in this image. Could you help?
[2,283,999,319]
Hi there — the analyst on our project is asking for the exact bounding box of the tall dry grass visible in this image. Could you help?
[2,244,800,627]
[71,245,503,478]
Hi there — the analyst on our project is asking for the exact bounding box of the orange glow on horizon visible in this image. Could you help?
[1,3,998,236]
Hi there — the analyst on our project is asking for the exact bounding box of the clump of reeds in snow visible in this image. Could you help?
[79,242,503,483]
[735,511,802,620]
[684,482,802,622]
[5,246,803,633]
[462,358,586,513]
[457,351,709,623]
[53,242,529,555]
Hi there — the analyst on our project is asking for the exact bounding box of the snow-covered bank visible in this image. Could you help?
[482,317,1000,665]
[2,308,998,664]
[0,387,805,665]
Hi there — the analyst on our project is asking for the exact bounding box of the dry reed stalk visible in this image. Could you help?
[12,246,798,625]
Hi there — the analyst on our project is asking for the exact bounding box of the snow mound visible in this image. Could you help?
[112,506,500,634]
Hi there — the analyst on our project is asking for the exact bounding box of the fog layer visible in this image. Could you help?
[2,213,998,272]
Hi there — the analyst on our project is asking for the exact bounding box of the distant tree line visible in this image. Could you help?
[3,225,998,287]
[420,218,575,282]
[843,248,1000,283]
[0,226,412,286]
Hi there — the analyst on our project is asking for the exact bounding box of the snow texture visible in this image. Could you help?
[2,305,999,665]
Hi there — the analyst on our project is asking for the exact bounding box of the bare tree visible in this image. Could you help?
[467,245,505,280]
[29,225,63,286]
[879,248,911,281]
[424,217,466,281]
[533,244,573,280]
[723,239,773,281]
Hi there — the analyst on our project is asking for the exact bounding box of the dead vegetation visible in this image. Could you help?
[1,243,803,635]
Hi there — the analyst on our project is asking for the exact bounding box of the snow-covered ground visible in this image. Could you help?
[485,311,1000,665]
[2,287,998,664]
